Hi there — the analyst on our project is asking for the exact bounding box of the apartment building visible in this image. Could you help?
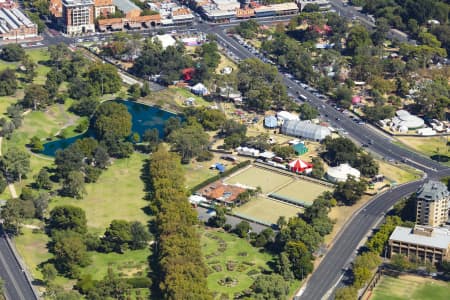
[94,0,115,18]
[62,0,95,35]
[389,225,450,263]
[416,180,449,227]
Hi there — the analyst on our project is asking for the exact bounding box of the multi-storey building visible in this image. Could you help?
[94,0,115,18]
[0,6,38,41]
[416,180,449,227]
[62,0,95,35]
[389,225,450,263]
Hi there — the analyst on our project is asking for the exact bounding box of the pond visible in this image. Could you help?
[42,100,178,156]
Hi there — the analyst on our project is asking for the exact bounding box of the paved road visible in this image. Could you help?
[0,226,37,300]
[196,207,268,234]
[0,11,445,300]
[210,26,450,300]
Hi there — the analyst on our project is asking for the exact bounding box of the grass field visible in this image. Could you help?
[377,160,422,184]
[51,152,150,232]
[395,136,450,166]
[14,227,52,281]
[225,166,292,194]
[0,49,51,85]
[370,274,450,300]
[271,179,333,206]
[80,249,150,280]
[200,228,275,299]
[233,196,303,225]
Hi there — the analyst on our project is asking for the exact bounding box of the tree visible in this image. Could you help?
[323,137,359,166]
[33,192,49,220]
[208,206,227,228]
[142,128,160,153]
[274,252,294,281]
[334,86,353,108]
[0,199,24,235]
[94,146,110,169]
[22,84,50,110]
[1,44,25,61]
[41,263,58,284]
[52,230,90,277]
[355,153,379,177]
[334,286,357,300]
[29,136,44,153]
[0,147,30,182]
[48,205,87,235]
[93,102,132,141]
[285,241,313,279]
[298,103,319,120]
[311,157,325,179]
[101,220,132,253]
[234,221,251,238]
[251,274,290,300]
[0,69,18,96]
[61,171,86,199]
[129,221,151,250]
[363,105,395,122]
[168,123,210,164]
[86,63,121,95]
[272,145,295,160]
[334,177,367,206]
[0,174,6,194]
[277,216,287,230]
[346,25,372,54]
[20,54,37,83]
[88,268,131,300]
[70,97,99,117]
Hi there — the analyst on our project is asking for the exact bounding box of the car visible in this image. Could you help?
[368,139,374,145]
[358,121,365,125]
[362,144,369,147]
[336,117,341,121]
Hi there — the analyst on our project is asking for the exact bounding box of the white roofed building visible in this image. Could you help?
[389,225,450,263]
[391,110,425,130]
[281,120,331,141]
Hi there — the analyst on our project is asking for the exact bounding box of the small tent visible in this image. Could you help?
[191,83,209,96]
[292,142,308,155]
[264,115,278,128]
[289,159,313,174]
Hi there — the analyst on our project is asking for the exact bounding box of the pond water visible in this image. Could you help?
[42,100,178,156]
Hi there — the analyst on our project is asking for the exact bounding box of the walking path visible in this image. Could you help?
[0,136,19,199]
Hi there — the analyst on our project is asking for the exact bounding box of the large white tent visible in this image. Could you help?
[326,163,360,182]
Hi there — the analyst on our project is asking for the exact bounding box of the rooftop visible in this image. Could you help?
[62,0,94,6]
[417,180,449,202]
[112,0,139,13]
[200,181,246,203]
[390,225,450,250]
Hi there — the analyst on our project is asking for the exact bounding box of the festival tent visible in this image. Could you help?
[289,159,313,174]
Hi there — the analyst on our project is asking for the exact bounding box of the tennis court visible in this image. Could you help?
[271,179,333,206]
[225,166,293,194]
[233,197,303,225]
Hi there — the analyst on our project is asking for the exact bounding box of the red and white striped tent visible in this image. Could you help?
[289,159,313,174]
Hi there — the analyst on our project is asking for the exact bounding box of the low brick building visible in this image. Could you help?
[0,6,38,41]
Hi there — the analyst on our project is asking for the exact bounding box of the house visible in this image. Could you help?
[236,146,260,157]
[199,181,246,206]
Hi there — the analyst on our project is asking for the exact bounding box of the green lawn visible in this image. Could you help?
[183,160,218,190]
[51,152,150,232]
[200,228,275,299]
[371,275,450,300]
[377,160,422,184]
[80,249,150,280]
[14,227,52,280]
[394,136,450,167]
[0,48,50,85]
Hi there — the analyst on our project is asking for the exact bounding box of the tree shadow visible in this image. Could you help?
[430,154,450,163]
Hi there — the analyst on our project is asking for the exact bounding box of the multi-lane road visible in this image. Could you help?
[0,4,448,299]
[0,226,37,300]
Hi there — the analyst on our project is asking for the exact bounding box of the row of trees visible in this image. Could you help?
[148,148,211,299]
